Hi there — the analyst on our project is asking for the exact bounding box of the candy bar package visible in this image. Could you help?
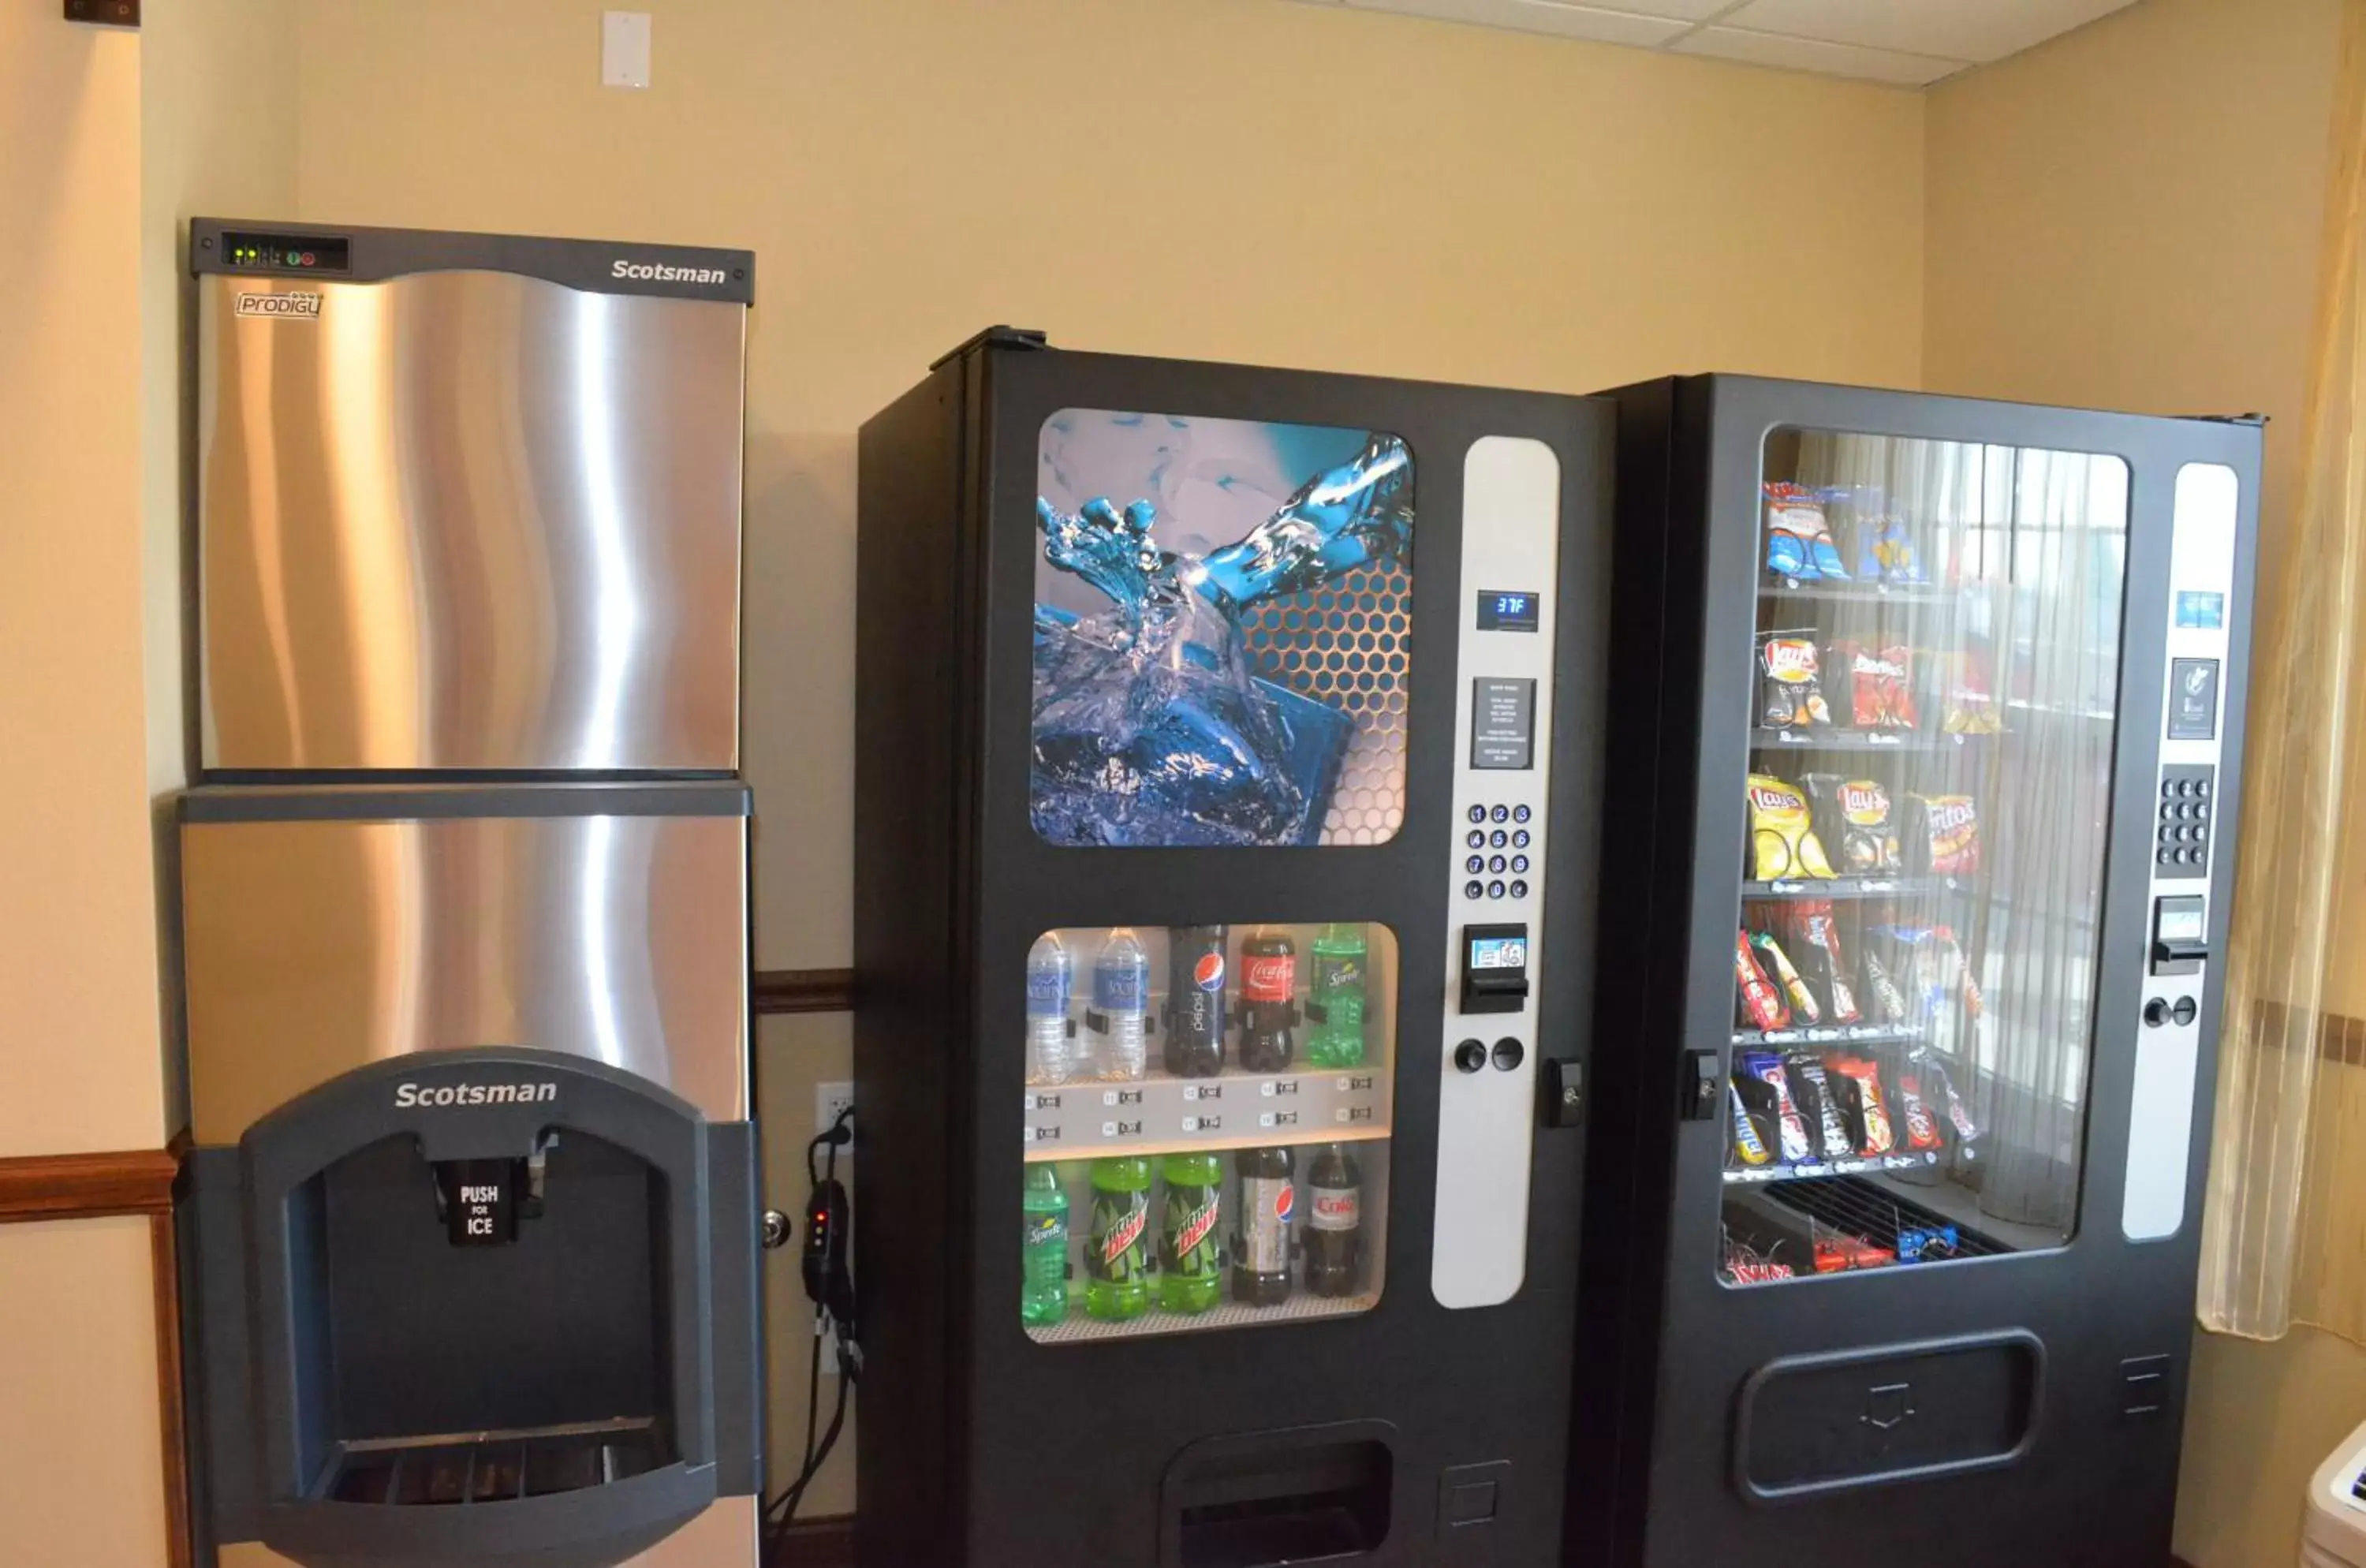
[1908,793,1982,877]
[1786,1055,1858,1162]
[1763,483,1849,583]
[1893,1060,1946,1152]
[1782,899,1862,1025]
[1803,774,1903,876]
[1728,1081,1779,1170]
[1749,931,1822,1026]
[1757,632,1833,728]
[1740,1050,1814,1163]
[1813,1234,1896,1274]
[1723,1236,1796,1286]
[1735,928,1790,1032]
[1827,1055,1896,1156]
[1931,645,2004,734]
[1829,640,1917,730]
[1746,773,1838,881]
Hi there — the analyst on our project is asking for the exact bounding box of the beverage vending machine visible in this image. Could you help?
[1570,376,2258,1568]
[853,330,1610,1567]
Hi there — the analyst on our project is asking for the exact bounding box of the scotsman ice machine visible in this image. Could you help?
[175,220,762,1568]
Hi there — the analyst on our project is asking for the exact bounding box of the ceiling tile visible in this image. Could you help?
[1715,0,2141,65]
[1672,24,1967,86]
[1343,0,1694,47]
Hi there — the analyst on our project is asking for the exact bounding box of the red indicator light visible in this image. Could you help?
[300,252,316,267]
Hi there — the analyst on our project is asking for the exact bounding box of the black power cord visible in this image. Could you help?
[762,1105,858,1556]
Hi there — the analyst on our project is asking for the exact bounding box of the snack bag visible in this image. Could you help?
[1804,775,1903,876]
[1787,1055,1857,1161]
[1741,1050,1814,1163]
[1728,1081,1778,1169]
[1758,633,1833,729]
[1860,948,1913,1027]
[1829,1055,1896,1155]
[1935,646,2003,734]
[1909,793,1981,877]
[1750,931,1821,1026]
[1735,928,1789,1032]
[1830,640,1917,730]
[1815,1234,1896,1273]
[1919,1053,1980,1141]
[1747,774,1838,881]
[1763,483,1848,582]
[1783,899,1862,1024]
[1723,1236,1796,1286]
[1833,488,1925,585]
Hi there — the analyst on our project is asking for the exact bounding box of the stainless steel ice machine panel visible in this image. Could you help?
[192,219,751,775]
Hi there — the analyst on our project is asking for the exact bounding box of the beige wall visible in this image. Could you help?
[0,1219,171,1568]
[286,0,1933,1509]
[288,0,1930,977]
[1925,2,2357,1565]
[0,0,168,1159]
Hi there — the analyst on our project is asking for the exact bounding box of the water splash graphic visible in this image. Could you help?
[1032,433,1413,846]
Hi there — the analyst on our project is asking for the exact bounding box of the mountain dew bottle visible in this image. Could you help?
[1158,1153,1224,1313]
[1307,923,1368,1069]
[1084,1155,1151,1320]
[1021,1164,1069,1327]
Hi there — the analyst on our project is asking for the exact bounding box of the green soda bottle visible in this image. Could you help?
[1307,923,1368,1069]
[1021,1163,1070,1327]
[1084,1155,1152,1320]
[1158,1152,1224,1314]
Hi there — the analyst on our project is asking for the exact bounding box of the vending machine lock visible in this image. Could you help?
[1682,1051,1721,1122]
[1460,923,1531,1015]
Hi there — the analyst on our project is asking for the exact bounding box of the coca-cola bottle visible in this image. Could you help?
[1303,1144,1363,1297]
[1238,928,1297,1072]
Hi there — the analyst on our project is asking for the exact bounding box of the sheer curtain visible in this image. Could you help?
[2197,0,2366,1341]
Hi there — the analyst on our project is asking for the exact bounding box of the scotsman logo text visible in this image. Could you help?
[394,1081,558,1109]
[611,258,729,285]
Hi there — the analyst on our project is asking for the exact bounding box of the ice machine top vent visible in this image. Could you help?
[191,217,755,304]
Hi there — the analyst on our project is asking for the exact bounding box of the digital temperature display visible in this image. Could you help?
[1476,589,1540,633]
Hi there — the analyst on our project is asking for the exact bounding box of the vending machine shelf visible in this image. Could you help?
[1759,581,1954,607]
[1023,1288,1383,1346]
[1730,1024,1921,1050]
[1750,728,1992,753]
[1724,1149,1943,1185]
[1741,875,1966,902]
[1023,1067,1390,1162]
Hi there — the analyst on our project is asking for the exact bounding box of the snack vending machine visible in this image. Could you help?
[853,330,1610,1568]
[1571,376,2258,1568]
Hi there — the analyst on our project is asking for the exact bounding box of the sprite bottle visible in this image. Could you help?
[1158,1152,1224,1314]
[1021,1163,1070,1327]
[1307,923,1368,1069]
[1084,1155,1152,1320]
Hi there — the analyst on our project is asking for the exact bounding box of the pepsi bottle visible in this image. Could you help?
[1164,925,1228,1077]
[1231,1145,1295,1307]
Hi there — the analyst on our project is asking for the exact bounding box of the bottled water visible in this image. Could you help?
[1025,932,1073,1085]
[1092,928,1150,1081]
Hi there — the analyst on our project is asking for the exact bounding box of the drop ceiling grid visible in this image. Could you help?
[1296,0,2146,88]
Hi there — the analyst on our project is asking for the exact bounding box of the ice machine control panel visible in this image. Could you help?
[1435,436,1562,1310]
[2125,462,2241,1244]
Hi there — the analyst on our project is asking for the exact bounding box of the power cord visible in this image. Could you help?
[762,1104,857,1555]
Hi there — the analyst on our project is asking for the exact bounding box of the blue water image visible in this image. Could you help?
[1031,432,1413,847]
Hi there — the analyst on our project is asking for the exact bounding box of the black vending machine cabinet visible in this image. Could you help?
[854,331,1612,1568]
[1572,375,2258,1568]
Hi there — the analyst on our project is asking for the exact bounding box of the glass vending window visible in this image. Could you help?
[1031,410,1413,848]
[1721,430,2129,1287]
[1020,922,1394,1341]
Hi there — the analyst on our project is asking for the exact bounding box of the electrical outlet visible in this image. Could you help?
[815,1081,854,1154]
